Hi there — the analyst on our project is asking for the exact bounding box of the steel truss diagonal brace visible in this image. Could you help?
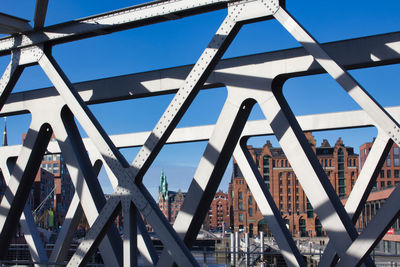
[37,52,199,266]
[320,132,393,266]
[157,94,253,267]
[337,177,400,266]
[233,142,306,267]
[50,110,122,267]
[86,150,159,266]
[257,91,362,262]
[274,8,400,149]
[130,0,281,182]
[0,119,52,258]
[0,156,48,265]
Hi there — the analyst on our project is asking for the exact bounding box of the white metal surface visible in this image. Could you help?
[0,0,398,266]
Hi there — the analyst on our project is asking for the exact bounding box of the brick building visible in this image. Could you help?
[22,133,74,228]
[158,170,186,224]
[204,190,230,231]
[228,133,359,237]
[344,187,400,255]
[360,140,400,190]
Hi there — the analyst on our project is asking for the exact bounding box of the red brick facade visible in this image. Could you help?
[228,133,359,237]
[360,140,400,190]
[204,190,230,231]
[158,170,186,224]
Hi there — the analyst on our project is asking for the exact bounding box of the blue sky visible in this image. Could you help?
[0,0,400,198]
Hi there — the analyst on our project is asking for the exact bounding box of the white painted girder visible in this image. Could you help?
[0,1,397,266]
[319,132,392,266]
[0,0,236,56]
[1,31,399,117]
[233,144,306,267]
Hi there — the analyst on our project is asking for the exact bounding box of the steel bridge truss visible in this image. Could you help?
[0,0,399,266]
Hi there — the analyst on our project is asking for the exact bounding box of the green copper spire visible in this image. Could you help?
[159,169,168,200]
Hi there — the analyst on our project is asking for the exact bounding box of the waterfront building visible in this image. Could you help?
[204,190,230,231]
[158,170,186,224]
[228,132,359,237]
[343,187,400,255]
[360,140,400,190]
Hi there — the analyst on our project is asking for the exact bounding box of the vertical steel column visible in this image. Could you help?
[122,200,137,267]
[245,233,249,267]
[260,231,264,262]
[231,233,235,266]
[235,231,239,264]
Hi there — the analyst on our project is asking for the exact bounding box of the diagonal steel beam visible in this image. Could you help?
[34,0,49,29]
[337,183,400,266]
[257,90,368,264]
[156,92,254,266]
[49,159,104,264]
[274,7,400,157]
[319,132,393,266]
[38,50,199,266]
[0,119,52,258]
[0,56,24,111]
[0,13,31,34]
[234,140,306,267]
[49,193,83,264]
[50,107,122,267]
[0,156,48,265]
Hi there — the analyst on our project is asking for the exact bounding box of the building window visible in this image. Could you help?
[248,196,253,205]
[388,181,392,187]
[249,208,253,217]
[329,159,332,166]
[381,170,385,178]
[263,155,270,183]
[307,199,313,218]
[239,213,243,222]
[395,147,400,167]
[238,202,243,210]
[381,181,385,188]
[395,170,400,178]
[238,191,242,200]
[387,170,392,178]
[387,152,391,167]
